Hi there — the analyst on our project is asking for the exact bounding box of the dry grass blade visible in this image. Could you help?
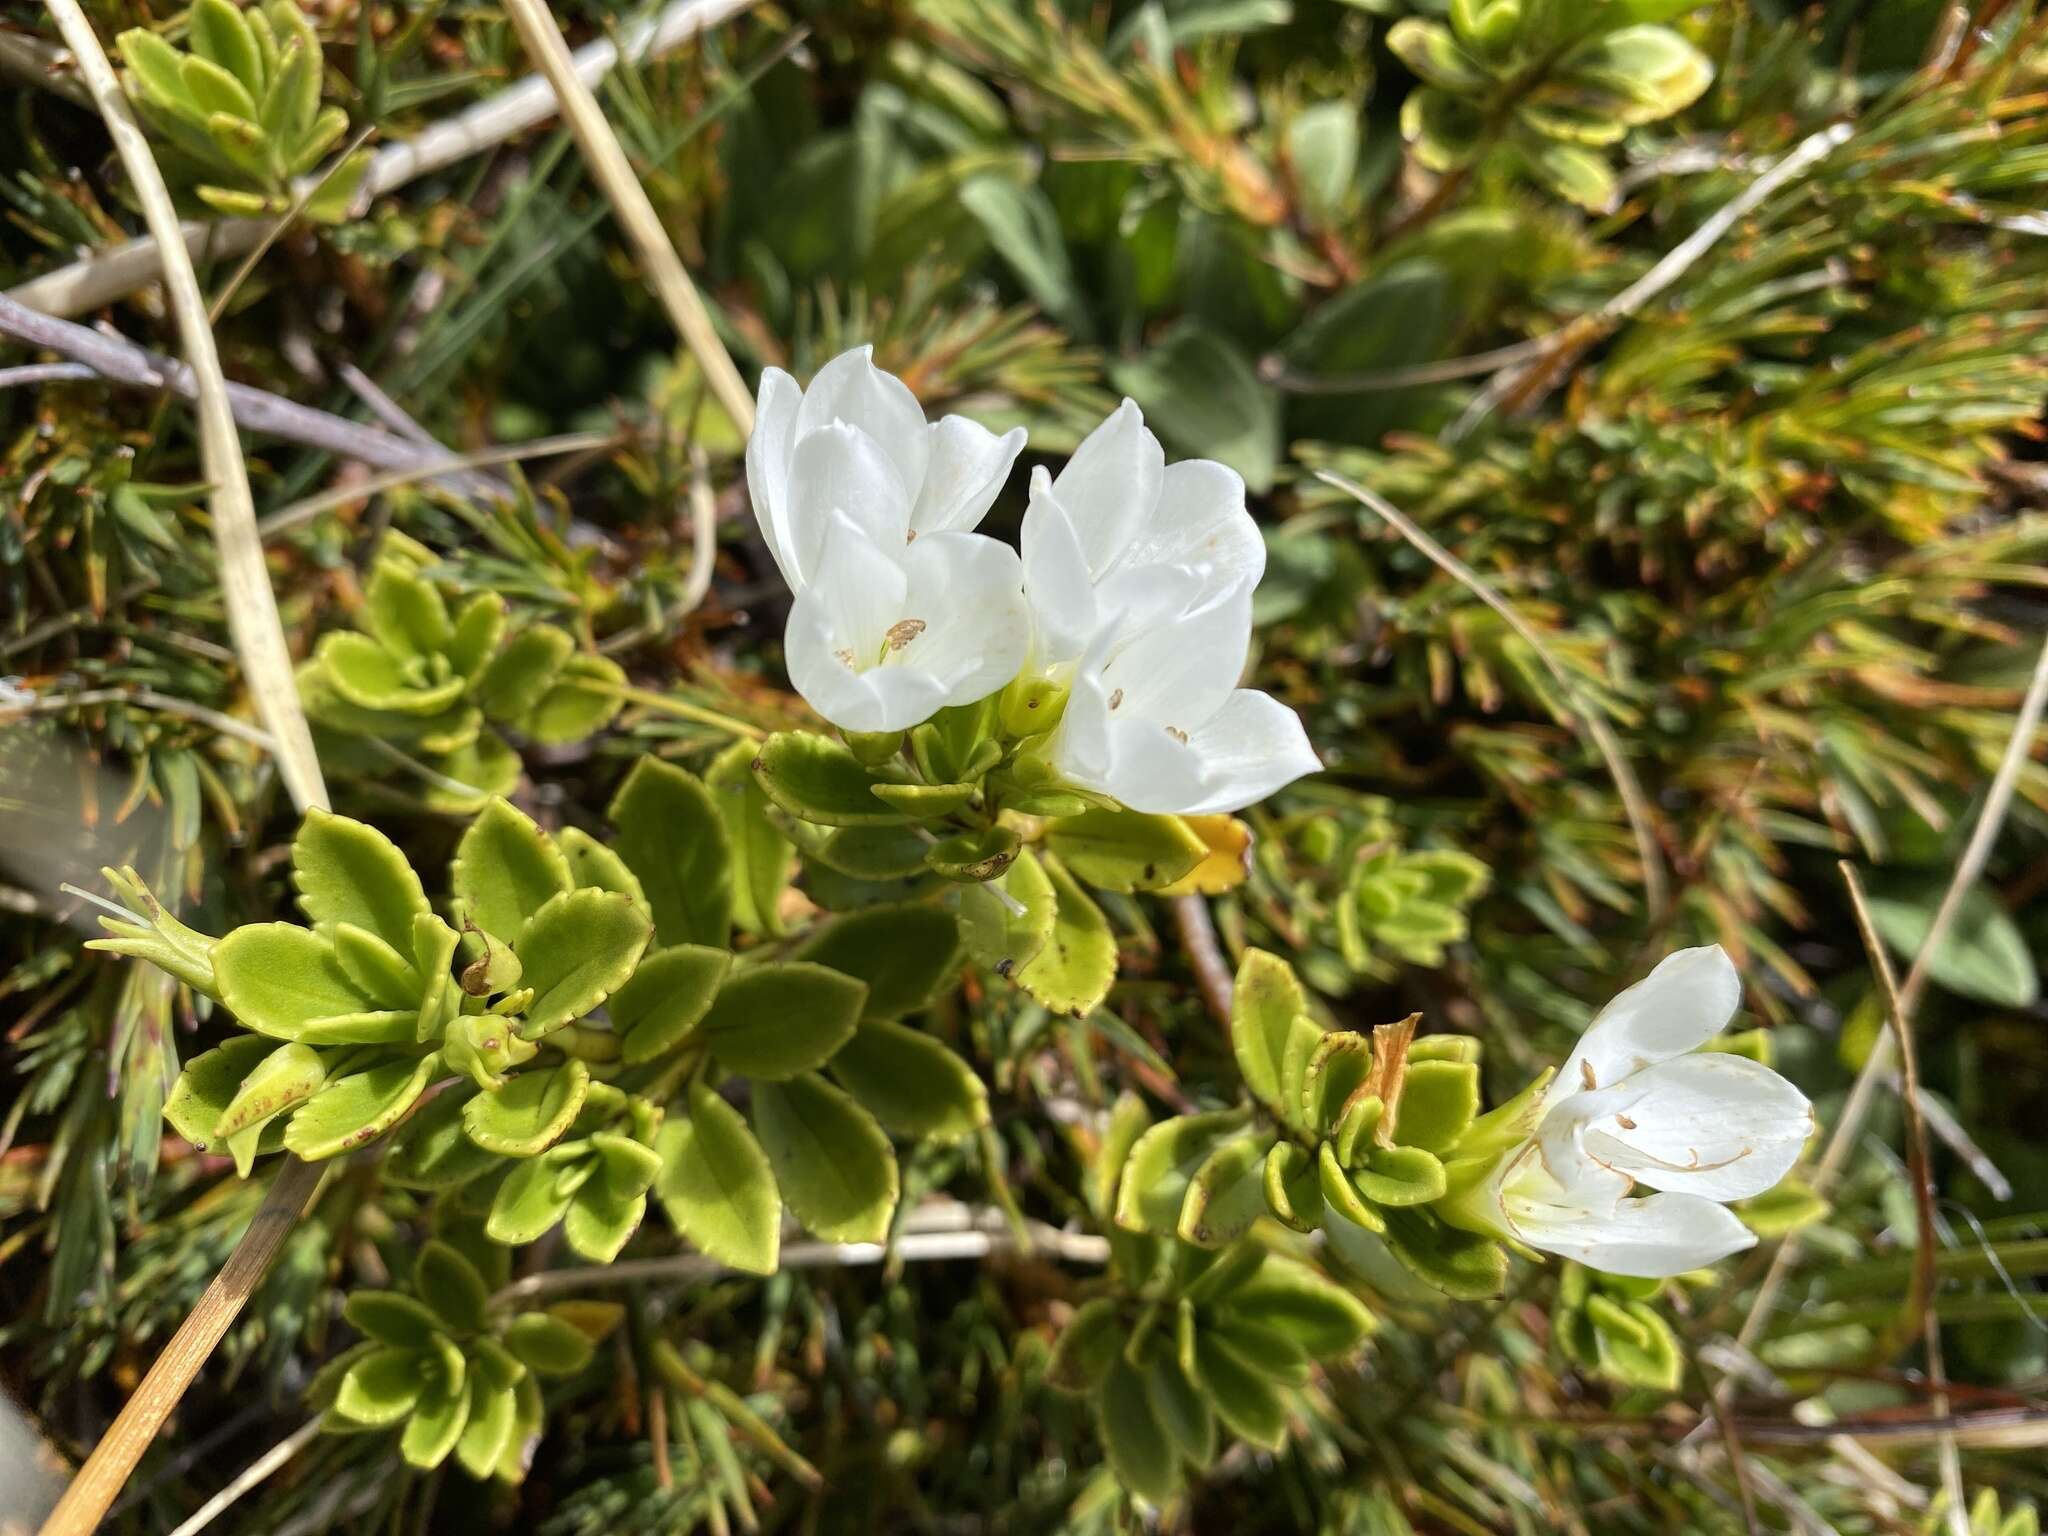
[162,1417,322,1536]
[1313,468,1670,920]
[40,0,327,816]
[1839,860,1968,1536]
[33,1156,326,1536]
[499,0,756,437]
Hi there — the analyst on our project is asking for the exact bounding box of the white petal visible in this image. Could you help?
[1173,690,1321,814]
[1578,1053,1813,1202]
[1020,470,1100,669]
[1552,945,1742,1105]
[1059,710,1210,814]
[1111,457,1266,594]
[783,514,909,722]
[745,366,802,590]
[896,531,1032,707]
[1508,1189,1759,1279]
[1052,398,1163,577]
[1092,583,1250,729]
[793,346,931,506]
[913,417,1026,535]
[784,422,912,589]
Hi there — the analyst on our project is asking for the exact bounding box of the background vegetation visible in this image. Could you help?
[2,0,2046,1531]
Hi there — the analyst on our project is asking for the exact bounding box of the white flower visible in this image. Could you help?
[785,510,1031,734]
[1047,578,1321,815]
[747,346,1026,594]
[745,348,1031,733]
[1021,399,1266,669]
[1464,946,1813,1279]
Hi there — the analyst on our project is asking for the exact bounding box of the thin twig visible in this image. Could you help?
[11,685,277,752]
[0,26,88,103]
[35,1157,327,1536]
[7,0,762,319]
[43,0,325,816]
[490,1206,1110,1307]
[498,0,754,436]
[0,361,95,388]
[162,1416,322,1536]
[1313,469,1669,920]
[1171,893,1235,1027]
[0,292,485,488]
[1445,123,1855,442]
[257,429,621,539]
[1840,862,1968,1536]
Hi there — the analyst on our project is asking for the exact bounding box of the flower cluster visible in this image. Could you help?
[746,349,1319,816]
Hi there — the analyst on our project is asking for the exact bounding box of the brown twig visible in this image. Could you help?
[1170,894,1234,1028]
[36,1157,326,1536]
[1840,861,1969,1536]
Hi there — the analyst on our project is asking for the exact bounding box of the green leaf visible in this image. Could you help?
[512,889,652,1038]
[610,944,731,1065]
[1177,1132,1273,1248]
[415,1241,490,1334]
[1302,1031,1373,1137]
[1108,320,1282,494]
[451,799,572,947]
[654,1080,781,1274]
[924,824,1020,882]
[119,29,202,117]
[344,1290,441,1349]
[1041,809,1206,894]
[213,923,384,1041]
[750,1072,898,1243]
[556,826,649,912]
[399,1366,472,1470]
[362,561,453,661]
[958,849,1056,978]
[751,731,914,827]
[463,1060,590,1156]
[1380,1207,1508,1300]
[828,1019,989,1141]
[1114,1110,1252,1235]
[1215,1255,1374,1359]
[1353,1144,1447,1207]
[486,1154,575,1244]
[454,1377,517,1479]
[1386,18,1488,91]
[446,592,506,681]
[1191,1333,1287,1450]
[1393,1058,1480,1153]
[794,904,961,1018]
[707,739,793,937]
[164,1036,271,1148]
[607,757,735,948]
[1262,1141,1323,1233]
[331,923,418,1012]
[1318,1140,1384,1234]
[336,1346,424,1427]
[699,962,866,1081]
[1014,855,1116,1017]
[517,654,625,745]
[316,631,464,714]
[872,781,979,818]
[504,1312,594,1377]
[1145,1347,1217,1469]
[1046,1297,1124,1392]
[814,825,931,880]
[181,53,258,123]
[284,1053,442,1159]
[474,624,572,720]
[382,1084,498,1190]
[1097,1356,1180,1504]
[1866,878,2038,1008]
[1231,948,1320,1125]
[214,1042,325,1174]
